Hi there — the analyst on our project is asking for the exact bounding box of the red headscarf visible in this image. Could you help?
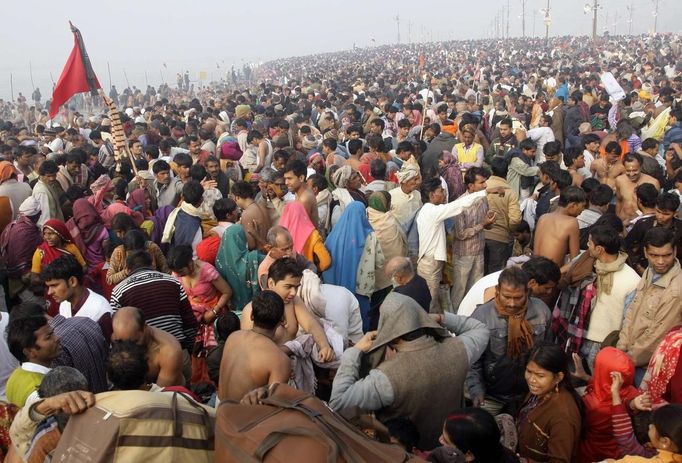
[39,219,75,265]
[580,347,639,462]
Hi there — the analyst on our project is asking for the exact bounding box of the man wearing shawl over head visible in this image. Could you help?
[388,159,422,229]
[32,160,64,227]
[0,197,43,303]
[329,292,488,451]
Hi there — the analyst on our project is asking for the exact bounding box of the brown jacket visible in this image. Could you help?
[517,389,582,463]
[377,336,468,451]
[484,175,522,243]
[617,260,682,367]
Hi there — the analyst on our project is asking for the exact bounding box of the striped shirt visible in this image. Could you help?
[452,194,488,257]
[51,315,109,393]
[110,269,198,349]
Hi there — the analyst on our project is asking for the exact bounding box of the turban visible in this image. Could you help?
[0,161,16,183]
[18,196,41,217]
[196,236,221,265]
[332,165,353,189]
[297,269,326,319]
[638,90,652,100]
[235,104,251,119]
[395,160,420,184]
[302,135,322,151]
[308,152,325,169]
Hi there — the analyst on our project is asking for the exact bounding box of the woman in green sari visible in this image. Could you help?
[215,224,263,315]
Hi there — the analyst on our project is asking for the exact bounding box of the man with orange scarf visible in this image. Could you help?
[465,266,552,415]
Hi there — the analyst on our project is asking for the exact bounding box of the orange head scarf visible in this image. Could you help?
[0,161,16,183]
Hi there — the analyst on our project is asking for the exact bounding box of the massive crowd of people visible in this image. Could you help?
[0,32,681,462]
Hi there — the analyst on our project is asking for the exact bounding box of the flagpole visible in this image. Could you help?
[159,70,165,84]
[9,73,14,102]
[144,71,149,87]
[29,61,35,92]
[123,69,131,90]
[107,61,112,91]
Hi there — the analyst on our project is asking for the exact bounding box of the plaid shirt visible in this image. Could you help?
[451,195,488,257]
[551,279,597,354]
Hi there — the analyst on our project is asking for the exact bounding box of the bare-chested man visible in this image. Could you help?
[591,141,624,189]
[615,152,661,222]
[218,290,291,402]
[533,186,586,268]
[112,306,185,387]
[284,159,320,227]
[242,257,335,362]
[233,180,271,251]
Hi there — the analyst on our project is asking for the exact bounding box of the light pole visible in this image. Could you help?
[584,1,600,41]
[541,0,551,41]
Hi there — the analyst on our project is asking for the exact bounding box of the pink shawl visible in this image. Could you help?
[278,202,316,254]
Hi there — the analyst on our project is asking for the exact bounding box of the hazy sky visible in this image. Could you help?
[1,0,680,101]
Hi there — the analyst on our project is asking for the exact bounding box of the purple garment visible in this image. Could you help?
[150,205,174,245]
[628,133,642,154]
[0,215,42,278]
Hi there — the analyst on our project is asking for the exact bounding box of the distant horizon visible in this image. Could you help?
[2,0,680,101]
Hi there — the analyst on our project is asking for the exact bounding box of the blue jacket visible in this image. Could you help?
[663,122,682,151]
[555,83,569,103]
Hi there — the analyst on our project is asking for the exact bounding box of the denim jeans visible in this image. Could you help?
[580,339,602,374]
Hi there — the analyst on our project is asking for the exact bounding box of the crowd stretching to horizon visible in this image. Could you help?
[0,32,680,462]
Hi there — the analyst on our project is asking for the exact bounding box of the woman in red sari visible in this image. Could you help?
[30,219,86,315]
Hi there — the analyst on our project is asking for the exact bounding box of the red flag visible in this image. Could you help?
[49,22,101,119]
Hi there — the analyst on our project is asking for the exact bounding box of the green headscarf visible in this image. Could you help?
[367,190,391,213]
[215,225,263,315]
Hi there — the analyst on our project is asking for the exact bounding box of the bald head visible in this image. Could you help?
[112,307,146,343]
[266,225,294,258]
[385,256,413,285]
